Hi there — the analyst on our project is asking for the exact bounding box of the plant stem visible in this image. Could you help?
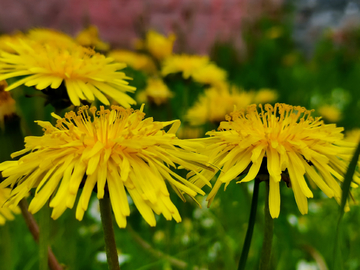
[19,199,63,270]
[39,205,50,270]
[99,195,120,270]
[259,180,274,270]
[237,179,260,270]
[127,225,187,269]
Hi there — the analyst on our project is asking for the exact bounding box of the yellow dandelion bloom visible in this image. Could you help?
[142,30,176,60]
[192,63,227,87]
[190,103,359,218]
[0,33,25,53]
[137,78,173,106]
[162,54,210,79]
[253,88,278,104]
[318,105,342,122]
[185,85,255,126]
[345,129,360,143]
[0,105,209,228]
[108,50,157,74]
[0,186,20,225]
[76,25,110,51]
[0,39,136,107]
[27,28,77,47]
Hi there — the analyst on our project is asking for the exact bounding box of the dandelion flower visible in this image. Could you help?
[27,28,77,48]
[138,30,175,60]
[0,39,136,107]
[345,129,360,143]
[0,186,20,225]
[0,105,209,228]
[253,88,278,104]
[162,54,227,87]
[185,85,255,126]
[191,103,359,218]
[137,78,173,106]
[318,105,342,122]
[191,63,227,87]
[0,33,25,53]
[76,25,110,52]
[162,54,210,79]
[108,50,157,74]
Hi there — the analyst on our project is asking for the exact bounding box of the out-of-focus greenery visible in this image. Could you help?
[212,18,360,130]
[1,12,360,270]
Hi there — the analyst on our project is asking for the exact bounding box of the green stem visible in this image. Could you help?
[237,179,260,270]
[19,199,63,270]
[39,204,50,270]
[259,180,274,270]
[99,195,121,270]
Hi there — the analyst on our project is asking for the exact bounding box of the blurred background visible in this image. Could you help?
[1,0,360,269]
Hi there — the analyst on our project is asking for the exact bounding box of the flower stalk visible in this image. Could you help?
[237,179,260,270]
[99,195,120,270]
[259,180,274,270]
[39,204,50,270]
[19,199,63,270]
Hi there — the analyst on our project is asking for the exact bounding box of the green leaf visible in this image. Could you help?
[340,140,360,216]
[332,139,360,270]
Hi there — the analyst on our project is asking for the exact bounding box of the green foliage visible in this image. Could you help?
[2,10,360,270]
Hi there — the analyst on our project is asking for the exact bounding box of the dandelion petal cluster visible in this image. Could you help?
[0,39,136,107]
[191,103,359,218]
[0,105,209,228]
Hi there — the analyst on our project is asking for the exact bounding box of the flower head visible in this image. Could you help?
[190,103,359,218]
[318,105,342,122]
[253,88,278,104]
[136,78,173,106]
[345,128,360,143]
[191,63,227,87]
[0,105,209,228]
[137,30,175,60]
[108,50,157,74]
[185,85,256,126]
[161,54,210,79]
[0,33,25,53]
[0,39,136,107]
[0,186,20,225]
[27,28,77,48]
[76,25,110,51]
